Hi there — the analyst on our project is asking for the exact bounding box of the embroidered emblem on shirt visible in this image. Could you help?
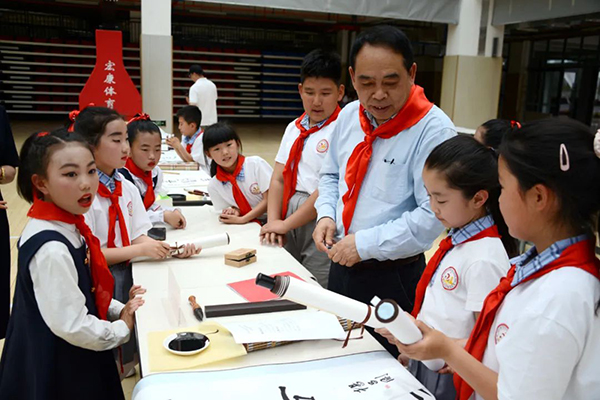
[441,266,459,291]
[495,323,509,344]
[316,139,329,154]
[127,201,133,216]
[249,183,261,195]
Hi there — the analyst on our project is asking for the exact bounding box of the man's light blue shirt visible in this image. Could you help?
[315,100,456,261]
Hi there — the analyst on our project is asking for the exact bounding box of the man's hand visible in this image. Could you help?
[328,234,361,267]
[312,217,336,253]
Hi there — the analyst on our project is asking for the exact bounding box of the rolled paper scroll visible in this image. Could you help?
[373,298,445,371]
[171,233,230,255]
[255,273,383,329]
[256,273,444,371]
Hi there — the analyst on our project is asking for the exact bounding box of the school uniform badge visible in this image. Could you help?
[441,266,458,290]
[127,201,133,216]
[250,183,261,195]
[316,139,329,153]
[495,323,509,344]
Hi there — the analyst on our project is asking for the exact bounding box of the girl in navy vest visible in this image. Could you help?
[378,135,517,399]
[119,113,186,229]
[73,106,198,377]
[386,118,600,400]
[0,129,144,399]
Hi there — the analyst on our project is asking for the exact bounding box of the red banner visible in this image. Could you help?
[79,30,142,118]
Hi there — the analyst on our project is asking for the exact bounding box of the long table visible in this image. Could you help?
[131,206,435,399]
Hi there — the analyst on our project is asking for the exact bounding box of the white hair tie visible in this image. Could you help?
[594,129,600,159]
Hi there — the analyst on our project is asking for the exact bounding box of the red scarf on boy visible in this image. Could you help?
[27,196,114,320]
[281,106,341,219]
[411,225,501,318]
[97,180,131,248]
[125,158,156,210]
[215,154,253,216]
[185,130,202,154]
[454,239,600,400]
[341,85,433,235]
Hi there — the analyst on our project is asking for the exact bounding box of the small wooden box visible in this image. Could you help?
[224,248,257,268]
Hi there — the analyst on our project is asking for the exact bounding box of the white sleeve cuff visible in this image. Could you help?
[107,299,125,321]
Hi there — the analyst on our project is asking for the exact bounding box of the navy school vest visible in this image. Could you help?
[0,230,124,400]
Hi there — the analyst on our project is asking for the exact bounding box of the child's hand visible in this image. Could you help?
[219,214,246,225]
[164,209,186,229]
[260,219,289,235]
[260,231,286,247]
[172,243,201,258]
[221,207,240,216]
[0,200,7,210]
[128,284,146,301]
[140,240,171,259]
[398,353,411,367]
[393,320,453,361]
[437,364,454,374]
[166,136,181,148]
[120,297,144,331]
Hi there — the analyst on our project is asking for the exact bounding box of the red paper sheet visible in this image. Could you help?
[228,272,304,302]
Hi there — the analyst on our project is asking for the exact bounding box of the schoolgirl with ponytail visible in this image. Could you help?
[378,134,516,400]
[384,118,600,400]
[119,113,187,229]
[0,129,144,399]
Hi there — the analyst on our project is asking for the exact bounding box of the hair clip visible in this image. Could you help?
[68,103,95,122]
[559,143,570,172]
[68,109,80,122]
[593,129,600,160]
[67,103,94,132]
[128,113,152,124]
[37,131,49,137]
[510,120,521,129]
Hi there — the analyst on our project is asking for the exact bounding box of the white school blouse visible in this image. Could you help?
[84,174,152,248]
[275,117,338,194]
[20,218,130,351]
[478,268,600,400]
[122,166,176,225]
[417,237,510,340]
[207,156,273,212]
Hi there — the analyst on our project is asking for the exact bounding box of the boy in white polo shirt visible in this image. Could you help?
[260,49,344,287]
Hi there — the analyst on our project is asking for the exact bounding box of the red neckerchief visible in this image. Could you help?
[454,239,600,400]
[281,106,341,219]
[341,85,433,234]
[411,225,501,317]
[27,196,114,320]
[185,130,202,154]
[215,154,253,216]
[125,158,155,210]
[96,179,131,248]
